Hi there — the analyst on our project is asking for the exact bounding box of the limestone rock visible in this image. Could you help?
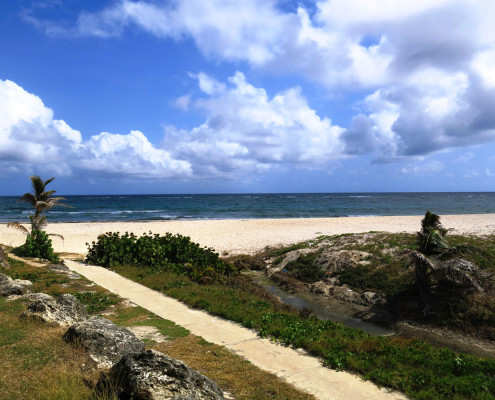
[0,279,33,296]
[317,250,372,274]
[0,273,11,283]
[308,281,329,295]
[7,292,54,302]
[361,291,386,306]
[64,316,145,368]
[22,293,88,326]
[269,248,314,274]
[0,247,10,268]
[102,349,224,400]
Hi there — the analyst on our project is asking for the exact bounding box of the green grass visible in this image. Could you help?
[1,251,317,400]
[112,260,495,400]
[72,291,120,314]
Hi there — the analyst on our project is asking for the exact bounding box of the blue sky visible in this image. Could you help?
[1,0,495,195]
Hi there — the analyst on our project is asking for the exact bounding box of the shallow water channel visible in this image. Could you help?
[248,272,395,336]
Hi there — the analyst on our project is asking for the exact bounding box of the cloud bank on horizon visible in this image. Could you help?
[1,0,495,193]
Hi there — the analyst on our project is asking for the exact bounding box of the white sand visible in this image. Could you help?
[2,214,495,255]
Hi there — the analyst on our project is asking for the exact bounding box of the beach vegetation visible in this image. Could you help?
[72,291,120,314]
[11,229,59,263]
[9,175,68,262]
[269,229,495,340]
[412,211,491,318]
[111,262,495,400]
[85,231,238,282]
[9,175,69,233]
[284,251,325,283]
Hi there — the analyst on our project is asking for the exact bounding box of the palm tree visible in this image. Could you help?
[417,210,450,255]
[8,176,69,233]
[412,211,486,316]
[21,176,69,231]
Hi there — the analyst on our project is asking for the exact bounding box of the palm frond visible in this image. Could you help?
[31,175,45,197]
[48,233,64,241]
[421,210,442,233]
[7,222,29,235]
[19,193,36,206]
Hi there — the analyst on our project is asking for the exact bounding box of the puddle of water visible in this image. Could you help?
[250,273,395,336]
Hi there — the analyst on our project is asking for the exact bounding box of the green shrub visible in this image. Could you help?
[285,251,324,283]
[85,231,237,282]
[12,230,59,263]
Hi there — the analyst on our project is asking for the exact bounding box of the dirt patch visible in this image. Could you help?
[127,325,168,343]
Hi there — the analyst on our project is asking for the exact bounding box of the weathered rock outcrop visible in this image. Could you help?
[101,349,225,400]
[0,276,33,296]
[317,249,372,273]
[63,316,145,368]
[0,247,10,269]
[22,293,88,325]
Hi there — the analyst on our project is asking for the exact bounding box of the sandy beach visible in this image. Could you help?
[2,214,495,256]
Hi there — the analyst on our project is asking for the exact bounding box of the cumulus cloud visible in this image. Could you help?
[18,0,495,169]
[0,79,191,179]
[0,79,81,173]
[165,72,345,177]
[27,1,494,87]
[0,75,343,181]
[344,67,495,160]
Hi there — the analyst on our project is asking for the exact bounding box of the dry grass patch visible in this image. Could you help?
[152,335,316,400]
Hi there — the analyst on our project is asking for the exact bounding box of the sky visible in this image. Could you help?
[1,0,495,195]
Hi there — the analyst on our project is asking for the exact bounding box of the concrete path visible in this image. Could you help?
[65,260,407,400]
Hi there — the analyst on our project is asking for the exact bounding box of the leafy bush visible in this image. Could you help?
[85,231,237,282]
[12,230,59,263]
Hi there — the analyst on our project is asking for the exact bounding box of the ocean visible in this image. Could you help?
[0,192,494,223]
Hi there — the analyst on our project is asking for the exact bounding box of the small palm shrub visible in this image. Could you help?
[85,231,237,282]
[12,230,59,263]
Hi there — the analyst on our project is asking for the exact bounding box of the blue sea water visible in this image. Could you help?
[0,193,494,223]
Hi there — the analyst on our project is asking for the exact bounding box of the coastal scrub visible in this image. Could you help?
[85,231,237,282]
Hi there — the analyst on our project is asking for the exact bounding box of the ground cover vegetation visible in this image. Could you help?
[109,261,495,400]
[1,253,315,400]
[8,176,68,263]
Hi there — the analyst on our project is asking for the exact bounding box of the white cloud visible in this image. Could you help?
[13,0,495,179]
[401,160,444,175]
[0,75,344,181]
[0,79,191,179]
[456,152,474,163]
[0,79,81,171]
[33,0,493,88]
[173,94,191,111]
[166,72,345,177]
